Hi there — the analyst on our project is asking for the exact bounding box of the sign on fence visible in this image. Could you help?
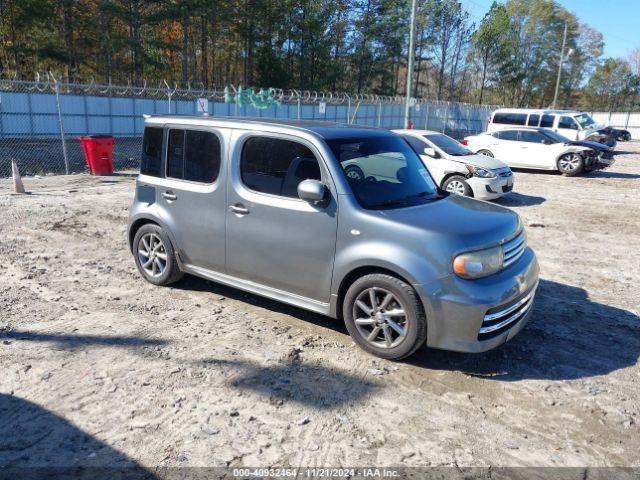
[196,98,209,115]
[319,102,326,114]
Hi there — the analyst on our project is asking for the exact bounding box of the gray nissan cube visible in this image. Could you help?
[128,116,539,360]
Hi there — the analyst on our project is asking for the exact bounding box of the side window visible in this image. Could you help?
[540,114,555,128]
[493,113,526,125]
[496,130,519,141]
[241,137,321,198]
[519,131,544,143]
[559,116,578,130]
[166,129,221,183]
[141,127,163,177]
[527,114,540,127]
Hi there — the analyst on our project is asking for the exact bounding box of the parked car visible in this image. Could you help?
[128,117,539,360]
[487,108,617,147]
[464,127,600,176]
[393,129,513,200]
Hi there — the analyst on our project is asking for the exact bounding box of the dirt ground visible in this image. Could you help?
[0,142,639,472]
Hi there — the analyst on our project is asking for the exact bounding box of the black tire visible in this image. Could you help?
[442,175,473,197]
[133,223,183,286]
[477,149,494,157]
[343,273,427,360]
[344,164,365,181]
[557,152,584,177]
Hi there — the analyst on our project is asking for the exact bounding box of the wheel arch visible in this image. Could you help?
[334,265,421,320]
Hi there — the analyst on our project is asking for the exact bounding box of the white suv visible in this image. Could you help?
[487,109,612,144]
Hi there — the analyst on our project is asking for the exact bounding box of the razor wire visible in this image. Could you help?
[0,72,500,177]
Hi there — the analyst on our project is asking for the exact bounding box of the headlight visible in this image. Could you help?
[465,164,496,178]
[453,246,503,279]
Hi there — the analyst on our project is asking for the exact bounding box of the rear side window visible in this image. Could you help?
[527,114,540,126]
[495,130,519,141]
[141,127,163,177]
[519,130,544,143]
[166,129,221,183]
[240,137,321,198]
[493,112,527,125]
[559,116,578,130]
[540,114,555,128]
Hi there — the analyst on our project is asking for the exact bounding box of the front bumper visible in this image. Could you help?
[468,174,514,200]
[415,247,539,353]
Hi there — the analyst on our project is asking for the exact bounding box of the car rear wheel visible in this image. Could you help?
[133,223,183,286]
[343,274,427,360]
[477,149,494,157]
[442,175,473,197]
[557,153,584,176]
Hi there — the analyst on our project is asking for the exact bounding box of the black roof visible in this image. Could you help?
[146,115,394,140]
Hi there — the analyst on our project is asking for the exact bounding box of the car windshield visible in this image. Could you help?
[424,134,472,156]
[540,129,571,143]
[326,135,441,210]
[575,113,595,128]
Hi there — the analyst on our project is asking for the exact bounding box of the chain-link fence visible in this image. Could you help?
[0,75,498,177]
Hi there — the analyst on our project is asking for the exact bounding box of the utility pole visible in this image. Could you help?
[552,22,568,109]
[404,0,418,128]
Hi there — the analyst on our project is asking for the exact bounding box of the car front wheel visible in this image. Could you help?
[343,273,427,360]
[442,175,473,197]
[557,153,584,176]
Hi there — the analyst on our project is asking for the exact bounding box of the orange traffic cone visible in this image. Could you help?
[11,160,26,194]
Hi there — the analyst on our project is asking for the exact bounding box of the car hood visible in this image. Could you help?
[567,140,610,151]
[377,194,520,251]
[443,153,508,170]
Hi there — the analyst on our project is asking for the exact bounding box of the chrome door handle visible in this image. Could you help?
[229,204,250,215]
[162,191,177,201]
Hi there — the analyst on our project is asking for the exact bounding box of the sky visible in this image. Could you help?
[463,0,640,60]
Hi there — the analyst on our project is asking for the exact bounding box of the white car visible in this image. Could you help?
[393,129,513,200]
[463,127,598,176]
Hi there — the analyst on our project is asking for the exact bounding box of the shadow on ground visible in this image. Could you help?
[0,330,168,350]
[200,357,378,409]
[584,171,640,179]
[410,279,640,381]
[494,192,546,207]
[174,275,639,382]
[172,275,346,335]
[0,394,155,479]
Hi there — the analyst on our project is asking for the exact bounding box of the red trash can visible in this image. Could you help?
[80,135,115,175]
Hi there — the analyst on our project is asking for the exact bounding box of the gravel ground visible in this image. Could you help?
[0,142,639,472]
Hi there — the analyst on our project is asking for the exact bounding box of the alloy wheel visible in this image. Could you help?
[138,233,167,278]
[559,153,581,172]
[446,180,466,195]
[352,287,408,349]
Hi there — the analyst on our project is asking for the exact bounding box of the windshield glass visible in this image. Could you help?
[327,135,441,210]
[575,113,595,128]
[540,129,571,143]
[424,134,472,156]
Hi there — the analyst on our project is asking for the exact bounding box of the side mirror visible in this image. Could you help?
[542,139,551,145]
[297,179,326,204]
[423,147,437,157]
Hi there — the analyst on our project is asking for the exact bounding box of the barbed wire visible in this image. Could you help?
[0,71,501,109]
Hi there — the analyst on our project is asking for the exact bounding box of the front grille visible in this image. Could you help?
[502,230,526,268]
[502,185,513,193]
[498,169,512,178]
[478,282,538,340]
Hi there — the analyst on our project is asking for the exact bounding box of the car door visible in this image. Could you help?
[516,130,551,167]
[555,115,580,140]
[225,131,338,303]
[155,126,227,272]
[489,130,523,166]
